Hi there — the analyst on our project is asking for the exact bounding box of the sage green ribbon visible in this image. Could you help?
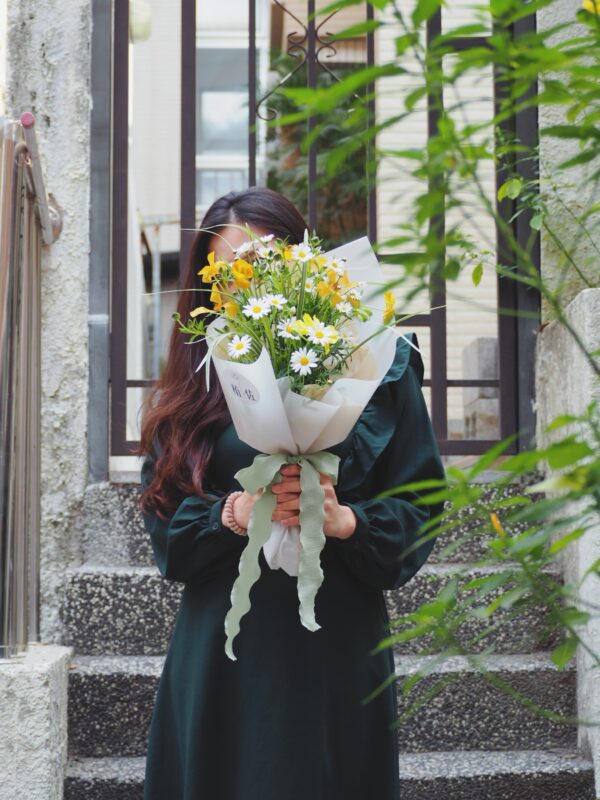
[224,450,341,661]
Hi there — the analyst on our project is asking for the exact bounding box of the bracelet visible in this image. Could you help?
[223,491,248,536]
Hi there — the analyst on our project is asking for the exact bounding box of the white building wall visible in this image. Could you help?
[376,2,498,438]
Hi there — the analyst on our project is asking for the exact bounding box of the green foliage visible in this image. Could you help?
[271,0,600,730]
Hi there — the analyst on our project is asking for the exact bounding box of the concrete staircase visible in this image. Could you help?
[62,475,597,799]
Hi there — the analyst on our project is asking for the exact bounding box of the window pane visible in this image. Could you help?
[196,49,249,154]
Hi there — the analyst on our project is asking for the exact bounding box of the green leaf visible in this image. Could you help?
[471,262,483,286]
[412,0,443,26]
[550,636,578,670]
[541,124,600,140]
[497,177,523,201]
[561,607,590,627]
[443,259,460,280]
[530,213,543,230]
[549,527,587,554]
[547,441,594,469]
[545,414,581,432]
[329,19,383,39]
[558,149,598,170]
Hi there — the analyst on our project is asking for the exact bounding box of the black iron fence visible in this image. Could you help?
[110,0,539,458]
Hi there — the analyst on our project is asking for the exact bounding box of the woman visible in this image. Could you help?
[135,185,446,800]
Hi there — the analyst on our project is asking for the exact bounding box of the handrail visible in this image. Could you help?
[0,112,62,658]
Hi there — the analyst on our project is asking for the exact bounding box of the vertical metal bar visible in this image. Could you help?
[151,225,161,378]
[366,2,377,244]
[27,201,41,643]
[307,0,317,232]
[513,11,540,452]
[426,11,448,441]
[110,0,129,455]
[180,0,196,284]
[493,21,518,447]
[0,123,20,656]
[15,158,29,648]
[89,0,112,480]
[249,0,257,186]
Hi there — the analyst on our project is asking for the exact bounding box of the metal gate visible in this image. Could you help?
[109,0,540,460]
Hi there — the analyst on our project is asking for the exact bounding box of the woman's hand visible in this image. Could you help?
[221,487,264,531]
[271,464,357,540]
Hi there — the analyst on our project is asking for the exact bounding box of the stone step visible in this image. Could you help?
[81,471,545,568]
[64,748,596,800]
[397,748,596,799]
[65,756,145,800]
[67,651,576,758]
[60,563,562,656]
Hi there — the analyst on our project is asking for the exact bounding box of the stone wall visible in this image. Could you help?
[536,291,600,790]
[5,0,92,642]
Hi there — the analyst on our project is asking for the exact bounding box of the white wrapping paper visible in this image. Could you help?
[198,236,404,575]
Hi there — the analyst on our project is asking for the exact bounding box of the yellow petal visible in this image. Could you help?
[190,306,212,317]
[291,320,308,334]
[315,281,332,298]
[232,272,251,290]
[232,258,254,277]
[224,300,239,318]
[490,512,505,537]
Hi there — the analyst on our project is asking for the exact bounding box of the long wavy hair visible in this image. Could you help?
[134,186,308,520]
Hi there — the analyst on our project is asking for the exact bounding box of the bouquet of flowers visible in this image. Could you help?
[174,226,420,660]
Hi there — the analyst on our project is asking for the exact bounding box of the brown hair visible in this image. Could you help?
[134,186,308,520]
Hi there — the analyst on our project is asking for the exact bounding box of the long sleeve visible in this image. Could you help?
[332,362,446,590]
[140,453,248,584]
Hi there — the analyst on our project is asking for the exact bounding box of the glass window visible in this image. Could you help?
[196,48,249,154]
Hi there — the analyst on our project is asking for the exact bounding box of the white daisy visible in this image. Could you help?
[276,318,301,340]
[326,256,347,276]
[303,276,316,293]
[242,296,271,319]
[259,234,275,243]
[235,240,255,257]
[335,301,353,315]
[256,245,274,258]
[305,318,339,347]
[290,347,319,376]
[227,334,253,359]
[265,293,287,310]
[290,243,315,262]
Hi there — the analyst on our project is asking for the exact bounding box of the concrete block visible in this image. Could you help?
[0,642,73,800]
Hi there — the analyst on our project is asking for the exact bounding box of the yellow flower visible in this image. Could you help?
[197,251,223,283]
[189,305,212,318]
[231,258,254,290]
[338,272,360,291]
[315,280,333,299]
[582,0,599,13]
[210,286,223,311]
[490,512,505,537]
[383,291,396,324]
[224,300,240,318]
[329,291,342,307]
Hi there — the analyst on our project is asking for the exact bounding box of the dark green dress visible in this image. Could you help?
[140,332,445,800]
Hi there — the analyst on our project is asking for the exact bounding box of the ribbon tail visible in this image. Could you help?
[224,488,277,661]
[296,461,327,632]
